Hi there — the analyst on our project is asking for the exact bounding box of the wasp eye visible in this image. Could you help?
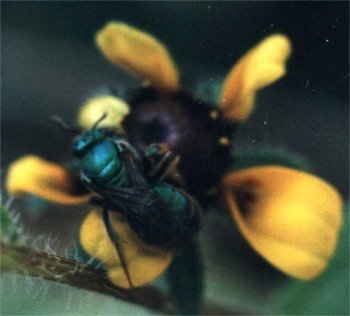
[73,138,87,157]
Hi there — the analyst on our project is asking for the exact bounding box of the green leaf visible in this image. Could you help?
[231,145,313,172]
[0,204,22,244]
[277,203,349,315]
[166,238,204,315]
[1,273,162,315]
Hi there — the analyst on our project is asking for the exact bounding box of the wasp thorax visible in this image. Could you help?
[123,88,237,202]
[73,129,127,187]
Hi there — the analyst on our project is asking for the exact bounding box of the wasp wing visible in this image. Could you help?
[123,149,148,188]
[112,139,147,188]
[93,140,161,216]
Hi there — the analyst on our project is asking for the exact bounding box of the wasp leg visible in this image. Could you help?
[144,144,184,185]
[89,196,106,206]
[115,139,142,162]
[102,207,134,288]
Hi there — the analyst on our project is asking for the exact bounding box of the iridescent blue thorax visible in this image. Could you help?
[73,129,126,186]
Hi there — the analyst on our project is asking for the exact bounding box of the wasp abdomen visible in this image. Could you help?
[127,184,202,249]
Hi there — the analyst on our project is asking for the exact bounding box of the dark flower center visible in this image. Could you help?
[123,87,236,203]
[132,106,180,146]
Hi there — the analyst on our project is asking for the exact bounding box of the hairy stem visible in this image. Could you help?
[1,243,240,315]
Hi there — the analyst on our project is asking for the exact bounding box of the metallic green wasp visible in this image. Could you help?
[61,115,203,287]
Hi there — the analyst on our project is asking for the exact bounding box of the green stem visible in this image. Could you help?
[1,243,242,315]
[0,242,171,312]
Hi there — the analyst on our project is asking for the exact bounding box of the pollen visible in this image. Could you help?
[210,110,219,120]
[218,137,230,146]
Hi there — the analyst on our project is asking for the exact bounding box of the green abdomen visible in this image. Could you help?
[128,184,202,249]
[153,185,191,224]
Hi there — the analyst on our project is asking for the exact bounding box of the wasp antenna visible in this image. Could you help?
[92,112,108,130]
[51,115,80,134]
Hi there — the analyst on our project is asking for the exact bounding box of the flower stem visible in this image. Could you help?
[0,243,240,315]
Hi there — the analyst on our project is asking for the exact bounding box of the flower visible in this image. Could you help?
[7,155,174,289]
[6,22,342,288]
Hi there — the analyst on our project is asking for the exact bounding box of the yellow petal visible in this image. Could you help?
[220,34,291,121]
[80,209,174,288]
[221,166,342,280]
[95,22,180,92]
[78,95,130,131]
[6,155,90,205]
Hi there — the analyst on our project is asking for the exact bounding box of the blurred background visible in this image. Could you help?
[1,1,349,315]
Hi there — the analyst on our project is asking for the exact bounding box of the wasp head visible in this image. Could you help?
[73,128,113,158]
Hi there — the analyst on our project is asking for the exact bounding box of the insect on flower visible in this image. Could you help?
[73,116,202,245]
[54,113,202,287]
[6,21,343,294]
